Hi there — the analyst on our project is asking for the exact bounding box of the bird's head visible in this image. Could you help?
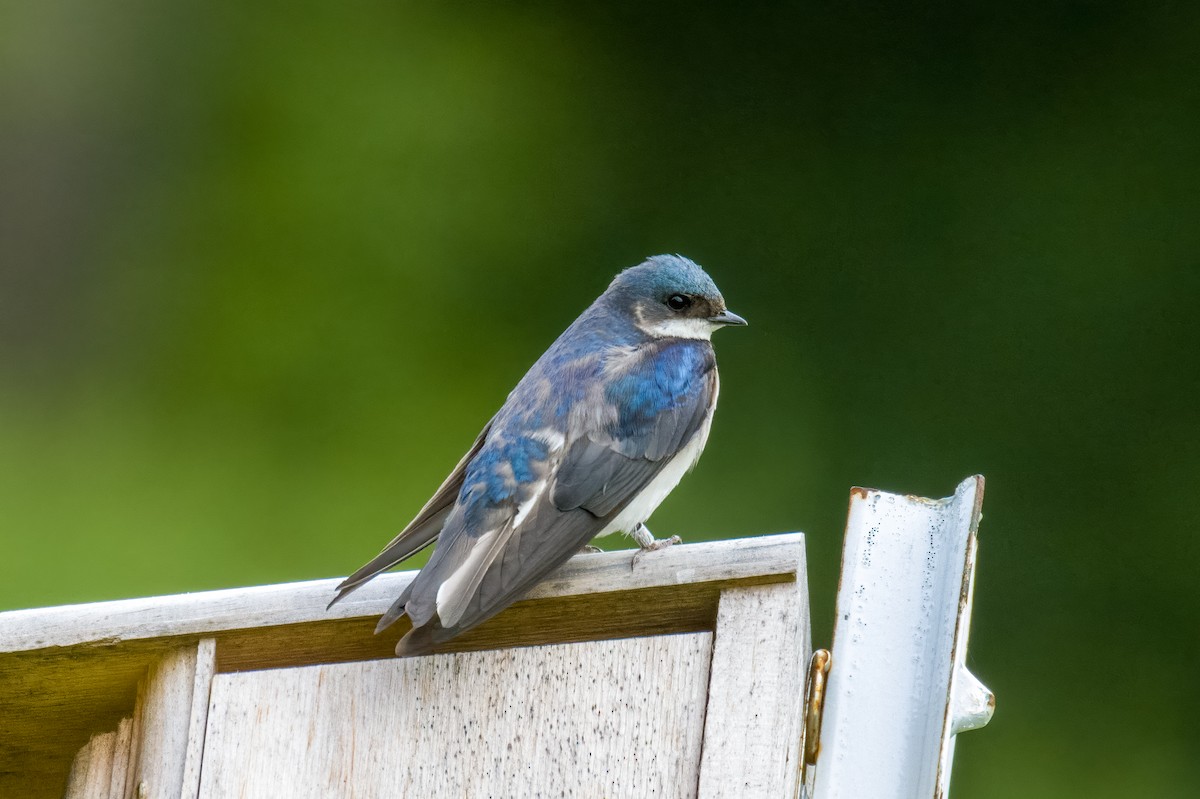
[606,254,747,341]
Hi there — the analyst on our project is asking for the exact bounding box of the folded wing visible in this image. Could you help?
[387,342,717,654]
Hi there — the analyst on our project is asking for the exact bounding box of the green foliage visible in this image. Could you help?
[2,2,1198,795]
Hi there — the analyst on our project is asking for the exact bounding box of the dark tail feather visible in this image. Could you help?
[374,585,414,634]
[328,419,495,611]
[394,623,439,657]
[326,511,449,610]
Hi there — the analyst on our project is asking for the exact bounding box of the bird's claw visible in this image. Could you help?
[581,544,604,554]
[630,529,683,569]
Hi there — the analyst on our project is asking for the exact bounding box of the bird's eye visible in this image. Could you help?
[666,294,691,311]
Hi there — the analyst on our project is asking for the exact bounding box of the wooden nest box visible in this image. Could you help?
[1,477,991,799]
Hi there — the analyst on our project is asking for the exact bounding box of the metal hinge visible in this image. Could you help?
[801,647,831,781]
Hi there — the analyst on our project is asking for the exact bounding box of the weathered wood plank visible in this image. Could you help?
[0,585,724,799]
[126,639,217,799]
[60,714,136,799]
[0,535,804,653]
[131,646,194,797]
[0,534,807,799]
[215,580,725,672]
[63,729,115,799]
[198,634,714,798]
[697,580,811,799]
[125,683,143,799]
[0,648,150,799]
[108,718,134,799]
[180,639,217,799]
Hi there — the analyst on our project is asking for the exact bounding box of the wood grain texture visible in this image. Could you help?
[199,634,715,799]
[132,645,193,798]
[0,534,808,799]
[109,718,134,799]
[0,646,152,799]
[698,581,812,799]
[63,729,115,799]
[62,717,135,799]
[180,639,217,799]
[127,639,217,799]
[59,639,217,799]
[1,534,805,653]
[214,581,726,672]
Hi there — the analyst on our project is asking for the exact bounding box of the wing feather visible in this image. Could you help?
[553,351,716,516]
[393,346,717,651]
[327,418,493,608]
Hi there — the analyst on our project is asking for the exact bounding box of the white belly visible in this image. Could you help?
[599,408,714,538]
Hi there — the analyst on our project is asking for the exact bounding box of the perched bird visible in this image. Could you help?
[329,254,746,655]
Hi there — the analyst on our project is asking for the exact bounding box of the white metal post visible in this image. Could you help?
[808,475,993,799]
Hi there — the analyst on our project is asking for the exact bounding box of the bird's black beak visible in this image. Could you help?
[709,310,748,326]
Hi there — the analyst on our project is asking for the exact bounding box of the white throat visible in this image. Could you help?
[636,316,719,341]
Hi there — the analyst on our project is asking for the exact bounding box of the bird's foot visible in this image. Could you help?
[581,544,604,554]
[640,534,683,551]
[630,525,683,568]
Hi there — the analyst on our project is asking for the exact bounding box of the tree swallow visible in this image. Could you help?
[329,254,746,655]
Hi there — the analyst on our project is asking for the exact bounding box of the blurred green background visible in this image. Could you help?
[2,1,1197,795]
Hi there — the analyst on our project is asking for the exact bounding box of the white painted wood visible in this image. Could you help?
[0,534,806,653]
[698,580,811,799]
[130,639,217,799]
[810,476,991,799]
[198,634,714,798]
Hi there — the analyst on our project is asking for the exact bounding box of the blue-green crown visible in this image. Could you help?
[609,254,721,301]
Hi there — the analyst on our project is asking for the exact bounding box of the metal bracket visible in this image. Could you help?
[808,476,992,799]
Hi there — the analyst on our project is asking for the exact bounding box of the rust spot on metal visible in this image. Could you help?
[969,474,986,535]
[956,534,977,614]
[904,492,945,507]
